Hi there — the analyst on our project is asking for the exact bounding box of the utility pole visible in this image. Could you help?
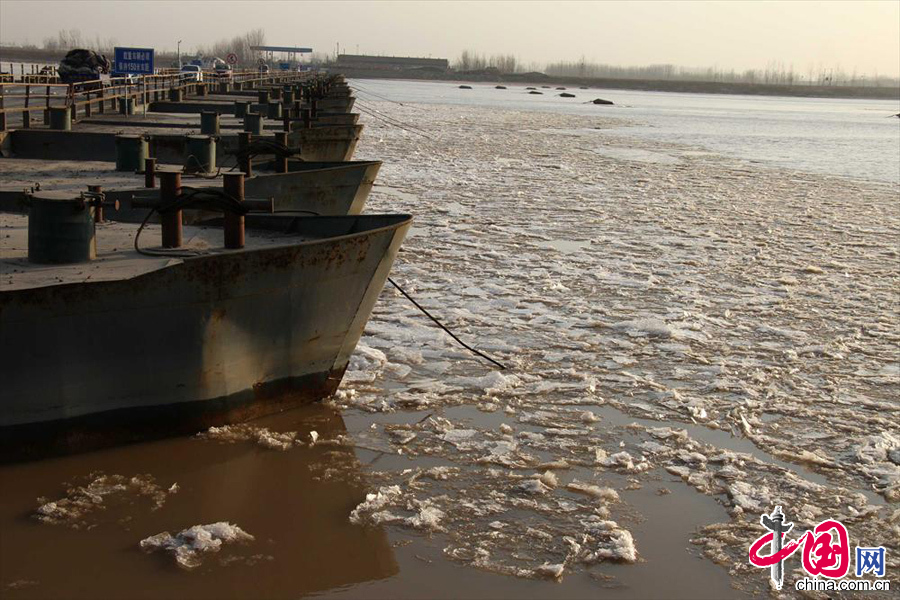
[177,40,182,68]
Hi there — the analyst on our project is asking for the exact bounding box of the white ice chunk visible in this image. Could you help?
[140,522,254,569]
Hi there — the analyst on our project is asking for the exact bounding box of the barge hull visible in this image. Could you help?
[0,367,345,460]
[5,126,363,162]
[0,214,410,459]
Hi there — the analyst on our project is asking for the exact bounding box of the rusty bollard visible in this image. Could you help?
[144,157,157,188]
[159,171,182,248]
[88,185,103,223]
[238,131,253,178]
[275,132,288,174]
[223,172,245,250]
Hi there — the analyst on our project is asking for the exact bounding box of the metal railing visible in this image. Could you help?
[0,69,312,131]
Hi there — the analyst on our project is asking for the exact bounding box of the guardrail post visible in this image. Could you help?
[98,87,105,114]
[223,172,245,249]
[159,171,183,248]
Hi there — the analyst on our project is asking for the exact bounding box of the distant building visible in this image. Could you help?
[335,54,449,71]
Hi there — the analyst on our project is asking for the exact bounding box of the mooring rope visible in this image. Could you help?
[388,277,507,370]
[353,99,435,140]
[350,82,407,106]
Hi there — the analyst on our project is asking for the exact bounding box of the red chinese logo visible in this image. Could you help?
[749,517,850,579]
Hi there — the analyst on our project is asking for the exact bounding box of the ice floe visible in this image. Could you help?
[140,522,254,569]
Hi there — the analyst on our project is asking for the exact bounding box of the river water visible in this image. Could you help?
[1,80,897,599]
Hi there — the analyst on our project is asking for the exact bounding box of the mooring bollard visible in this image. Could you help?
[168,88,183,102]
[200,111,220,135]
[274,132,289,174]
[115,134,148,172]
[159,171,182,248]
[234,101,249,118]
[243,111,263,136]
[282,88,294,104]
[144,157,157,188]
[223,172,245,250]
[258,89,270,104]
[27,192,97,264]
[48,106,70,131]
[185,135,216,173]
[118,97,134,115]
[88,185,104,223]
[238,131,253,178]
[267,102,282,120]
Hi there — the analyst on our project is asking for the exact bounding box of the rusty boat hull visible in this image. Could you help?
[3,124,363,163]
[0,213,410,459]
[247,159,380,215]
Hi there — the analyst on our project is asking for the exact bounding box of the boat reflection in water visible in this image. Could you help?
[0,404,398,599]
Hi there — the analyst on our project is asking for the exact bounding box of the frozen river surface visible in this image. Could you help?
[335,80,900,594]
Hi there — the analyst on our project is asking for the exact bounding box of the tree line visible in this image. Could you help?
[453,50,899,88]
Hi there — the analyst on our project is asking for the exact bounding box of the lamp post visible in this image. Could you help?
[177,40,182,68]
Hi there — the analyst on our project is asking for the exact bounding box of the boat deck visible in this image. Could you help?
[1,213,310,291]
[61,116,232,137]
[0,158,148,193]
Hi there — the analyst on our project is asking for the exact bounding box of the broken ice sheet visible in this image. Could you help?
[340,97,900,588]
[35,473,175,529]
[197,424,303,451]
[348,485,446,532]
[140,522,255,570]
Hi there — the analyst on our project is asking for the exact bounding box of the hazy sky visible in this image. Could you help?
[1,1,898,76]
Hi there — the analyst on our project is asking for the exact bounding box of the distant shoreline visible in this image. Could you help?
[3,47,896,101]
[338,68,900,101]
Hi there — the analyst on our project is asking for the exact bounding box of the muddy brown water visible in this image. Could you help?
[0,404,747,599]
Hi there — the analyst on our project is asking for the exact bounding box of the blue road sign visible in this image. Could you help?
[113,47,155,75]
[279,62,291,71]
